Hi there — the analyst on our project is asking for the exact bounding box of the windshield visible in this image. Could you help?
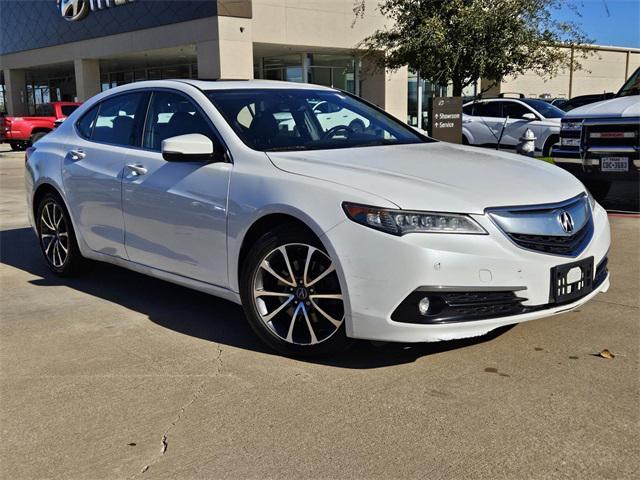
[521,99,565,118]
[206,89,428,152]
[618,67,640,97]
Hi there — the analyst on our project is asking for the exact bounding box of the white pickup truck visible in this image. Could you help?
[552,67,640,201]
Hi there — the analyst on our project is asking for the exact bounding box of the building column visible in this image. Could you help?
[197,16,253,79]
[359,57,408,122]
[3,69,28,116]
[74,59,101,102]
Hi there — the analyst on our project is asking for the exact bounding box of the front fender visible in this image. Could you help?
[462,125,474,144]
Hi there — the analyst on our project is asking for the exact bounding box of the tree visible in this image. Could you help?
[354,0,592,96]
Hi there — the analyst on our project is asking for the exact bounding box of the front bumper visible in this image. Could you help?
[324,202,611,343]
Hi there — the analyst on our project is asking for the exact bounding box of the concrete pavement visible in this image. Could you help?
[1,144,638,479]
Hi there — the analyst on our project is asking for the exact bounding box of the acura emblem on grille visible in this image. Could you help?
[559,211,574,233]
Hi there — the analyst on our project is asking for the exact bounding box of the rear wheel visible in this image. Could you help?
[240,224,351,356]
[36,192,92,276]
[30,131,48,145]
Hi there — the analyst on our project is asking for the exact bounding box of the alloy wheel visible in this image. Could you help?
[40,202,69,269]
[252,243,344,346]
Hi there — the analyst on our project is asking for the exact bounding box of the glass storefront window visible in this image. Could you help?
[407,71,449,131]
[24,71,75,113]
[258,52,359,95]
[100,63,197,92]
[0,72,6,114]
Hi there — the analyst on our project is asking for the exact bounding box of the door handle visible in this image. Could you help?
[126,164,148,176]
[68,149,86,161]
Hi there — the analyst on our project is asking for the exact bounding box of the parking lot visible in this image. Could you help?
[0,144,638,479]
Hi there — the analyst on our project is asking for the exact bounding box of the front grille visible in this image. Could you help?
[583,121,640,151]
[488,194,593,257]
[508,220,593,256]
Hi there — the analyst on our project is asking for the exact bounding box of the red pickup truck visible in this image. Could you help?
[1,101,81,151]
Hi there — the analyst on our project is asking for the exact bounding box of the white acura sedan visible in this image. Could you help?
[25,80,611,356]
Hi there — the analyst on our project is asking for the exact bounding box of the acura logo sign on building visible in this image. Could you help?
[58,0,134,22]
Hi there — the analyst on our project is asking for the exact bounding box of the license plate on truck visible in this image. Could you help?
[601,157,628,172]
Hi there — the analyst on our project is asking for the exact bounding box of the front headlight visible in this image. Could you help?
[342,202,487,235]
[561,121,583,131]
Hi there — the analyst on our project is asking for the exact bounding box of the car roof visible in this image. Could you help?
[176,79,336,91]
[463,98,523,105]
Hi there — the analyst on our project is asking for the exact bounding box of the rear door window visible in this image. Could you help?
[61,105,79,116]
[475,102,503,118]
[35,104,55,117]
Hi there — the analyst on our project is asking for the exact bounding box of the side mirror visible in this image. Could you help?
[161,134,215,162]
[522,112,537,121]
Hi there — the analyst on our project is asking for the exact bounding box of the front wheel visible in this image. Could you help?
[9,142,26,151]
[240,225,351,356]
[36,192,92,276]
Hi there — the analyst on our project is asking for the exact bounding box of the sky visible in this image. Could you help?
[553,0,640,48]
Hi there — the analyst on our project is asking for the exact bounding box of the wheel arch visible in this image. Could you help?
[542,133,560,157]
[31,127,52,135]
[236,213,320,288]
[32,183,63,222]
[461,126,473,145]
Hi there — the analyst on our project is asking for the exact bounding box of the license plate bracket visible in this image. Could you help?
[550,257,594,304]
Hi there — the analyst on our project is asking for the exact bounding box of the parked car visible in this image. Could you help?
[462,98,565,156]
[552,67,639,202]
[274,99,370,134]
[0,102,81,151]
[539,97,567,107]
[25,80,610,356]
[558,93,615,112]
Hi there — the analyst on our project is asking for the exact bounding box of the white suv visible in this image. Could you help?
[463,98,565,156]
[25,80,610,356]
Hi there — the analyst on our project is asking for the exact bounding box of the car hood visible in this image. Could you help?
[537,117,561,126]
[267,142,585,214]
[565,95,640,118]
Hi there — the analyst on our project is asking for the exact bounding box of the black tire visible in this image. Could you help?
[30,131,49,145]
[36,192,92,276]
[9,142,26,151]
[542,135,559,157]
[462,134,470,145]
[584,180,611,203]
[240,224,352,357]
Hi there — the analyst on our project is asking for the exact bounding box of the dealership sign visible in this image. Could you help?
[57,0,135,22]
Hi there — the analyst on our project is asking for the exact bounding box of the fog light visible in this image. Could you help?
[418,297,431,316]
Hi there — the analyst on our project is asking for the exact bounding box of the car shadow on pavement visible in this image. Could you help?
[0,227,512,369]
